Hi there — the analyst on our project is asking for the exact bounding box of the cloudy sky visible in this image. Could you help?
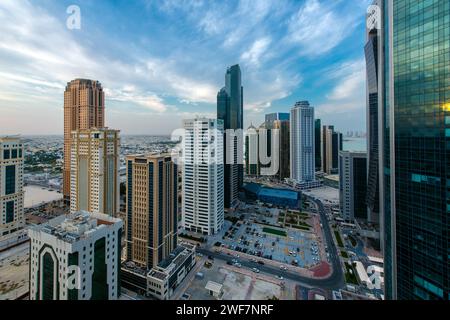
[0,0,371,135]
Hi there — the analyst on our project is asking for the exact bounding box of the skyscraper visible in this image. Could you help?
[315,119,322,172]
[245,124,260,176]
[339,151,367,222]
[217,65,243,209]
[125,154,178,270]
[0,137,24,237]
[272,119,290,180]
[379,0,449,300]
[182,118,224,235]
[321,125,343,175]
[265,112,290,123]
[64,79,105,203]
[70,128,120,217]
[29,211,123,300]
[265,114,290,180]
[365,0,381,225]
[290,101,315,183]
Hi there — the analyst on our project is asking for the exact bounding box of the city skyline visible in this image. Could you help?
[0,0,448,304]
[0,0,371,135]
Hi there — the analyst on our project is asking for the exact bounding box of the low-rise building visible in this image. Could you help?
[121,242,196,300]
[147,242,196,300]
[28,210,123,300]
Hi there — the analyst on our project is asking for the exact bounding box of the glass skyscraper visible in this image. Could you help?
[379,0,449,300]
[265,113,290,123]
[365,1,381,225]
[217,65,244,209]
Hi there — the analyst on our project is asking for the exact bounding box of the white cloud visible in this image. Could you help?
[241,37,272,67]
[287,0,359,56]
[327,60,365,100]
[316,58,366,122]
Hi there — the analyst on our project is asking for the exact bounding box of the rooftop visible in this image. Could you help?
[31,210,121,243]
[205,281,223,294]
[257,187,299,200]
[148,242,195,281]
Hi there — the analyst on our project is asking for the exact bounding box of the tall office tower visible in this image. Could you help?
[125,154,177,270]
[217,64,243,209]
[314,119,322,172]
[265,112,290,123]
[0,137,24,237]
[339,151,367,222]
[321,125,343,175]
[365,0,381,225]
[70,128,120,217]
[265,114,290,180]
[245,124,260,176]
[290,101,315,183]
[64,79,105,203]
[28,211,123,300]
[379,0,449,300]
[182,118,224,235]
[272,120,290,180]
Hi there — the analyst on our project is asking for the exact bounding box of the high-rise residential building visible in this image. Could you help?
[64,79,105,203]
[182,118,224,235]
[124,154,177,270]
[217,64,243,209]
[339,151,367,222]
[315,119,322,172]
[0,137,24,237]
[379,0,449,300]
[321,125,343,175]
[365,0,381,225]
[28,211,123,300]
[290,101,315,183]
[265,113,290,123]
[70,128,120,217]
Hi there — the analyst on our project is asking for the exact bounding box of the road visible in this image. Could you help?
[198,197,345,290]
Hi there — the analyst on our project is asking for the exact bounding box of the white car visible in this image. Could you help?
[275,275,284,280]
[252,268,260,273]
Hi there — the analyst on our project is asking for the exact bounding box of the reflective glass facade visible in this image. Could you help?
[383,0,450,300]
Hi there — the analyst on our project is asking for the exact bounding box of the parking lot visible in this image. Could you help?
[215,205,323,269]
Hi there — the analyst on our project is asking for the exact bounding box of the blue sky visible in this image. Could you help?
[0,0,371,135]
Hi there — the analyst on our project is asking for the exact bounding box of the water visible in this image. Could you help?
[343,138,367,152]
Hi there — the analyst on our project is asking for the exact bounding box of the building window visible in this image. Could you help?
[5,165,16,195]
[5,201,14,223]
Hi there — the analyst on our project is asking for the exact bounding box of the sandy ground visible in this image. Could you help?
[0,244,29,300]
[184,260,282,300]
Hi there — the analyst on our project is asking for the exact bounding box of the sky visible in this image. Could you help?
[0,0,372,135]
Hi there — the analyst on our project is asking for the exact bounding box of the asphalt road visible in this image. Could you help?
[198,197,345,290]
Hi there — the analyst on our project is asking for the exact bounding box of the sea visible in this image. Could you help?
[343,138,367,152]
